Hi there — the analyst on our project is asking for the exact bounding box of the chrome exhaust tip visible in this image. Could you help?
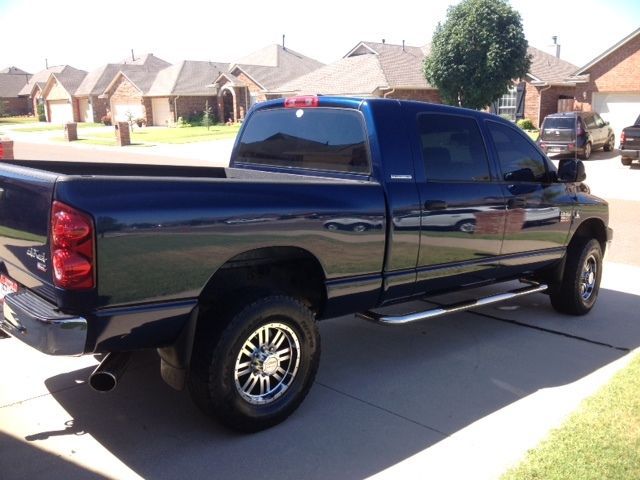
[89,352,131,392]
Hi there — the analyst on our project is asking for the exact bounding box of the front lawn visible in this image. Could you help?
[86,124,241,145]
[0,116,39,125]
[14,122,103,132]
[502,352,640,480]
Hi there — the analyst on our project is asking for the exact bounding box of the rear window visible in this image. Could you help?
[542,117,576,129]
[235,108,369,174]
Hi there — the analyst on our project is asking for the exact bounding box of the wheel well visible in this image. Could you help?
[571,218,607,254]
[198,247,326,315]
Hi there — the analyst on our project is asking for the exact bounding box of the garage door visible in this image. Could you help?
[592,92,640,140]
[151,97,173,126]
[112,102,144,123]
[48,100,73,124]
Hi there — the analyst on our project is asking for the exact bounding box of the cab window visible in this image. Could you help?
[487,121,548,182]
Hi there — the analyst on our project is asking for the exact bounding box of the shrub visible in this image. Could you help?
[135,117,146,127]
[36,103,46,122]
[517,118,535,130]
[101,114,112,126]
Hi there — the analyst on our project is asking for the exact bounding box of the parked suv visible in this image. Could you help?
[619,113,640,166]
[538,111,615,160]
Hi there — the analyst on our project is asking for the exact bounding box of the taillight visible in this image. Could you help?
[50,201,95,289]
[284,96,319,108]
[621,131,626,143]
[0,143,3,159]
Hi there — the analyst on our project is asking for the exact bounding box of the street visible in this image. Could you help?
[0,143,639,479]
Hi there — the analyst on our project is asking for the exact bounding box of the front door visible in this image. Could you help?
[484,120,573,266]
[410,111,506,292]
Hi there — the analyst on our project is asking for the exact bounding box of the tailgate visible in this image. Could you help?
[622,127,640,148]
[0,163,57,299]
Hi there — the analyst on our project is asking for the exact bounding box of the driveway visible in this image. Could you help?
[0,147,639,479]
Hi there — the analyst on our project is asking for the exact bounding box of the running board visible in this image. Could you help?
[357,282,548,325]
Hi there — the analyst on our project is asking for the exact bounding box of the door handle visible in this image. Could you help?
[424,200,447,210]
[508,197,527,209]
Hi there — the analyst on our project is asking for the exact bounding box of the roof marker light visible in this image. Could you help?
[284,96,319,108]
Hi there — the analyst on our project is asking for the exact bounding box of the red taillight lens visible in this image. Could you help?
[621,131,626,143]
[51,201,95,289]
[0,143,4,159]
[284,96,319,108]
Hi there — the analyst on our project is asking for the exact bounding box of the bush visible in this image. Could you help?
[517,118,535,130]
[36,103,46,122]
[101,114,112,126]
[135,117,146,127]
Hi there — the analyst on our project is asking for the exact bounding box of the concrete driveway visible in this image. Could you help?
[1,146,639,479]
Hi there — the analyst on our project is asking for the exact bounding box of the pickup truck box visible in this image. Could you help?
[0,96,612,432]
[620,114,640,166]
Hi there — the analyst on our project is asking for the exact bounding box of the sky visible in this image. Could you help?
[1,0,639,74]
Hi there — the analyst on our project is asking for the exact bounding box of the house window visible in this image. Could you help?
[497,85,517,121]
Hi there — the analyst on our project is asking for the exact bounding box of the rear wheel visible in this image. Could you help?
[603,135,615,152]
[550,238,602,315]
[188,295,320,432]
[621,157,632,166]
[579,142,592,160]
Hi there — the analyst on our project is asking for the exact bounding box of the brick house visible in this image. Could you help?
[0,67,31,116]
[40,67,88,124]
[568,27,640,138]
[145,60,229,125]
[491,46,579,128]
[75,54,170,123]
[213,44,324,123]
[277,41,440,102]
[103,70,159,125]
[19,65,80,118]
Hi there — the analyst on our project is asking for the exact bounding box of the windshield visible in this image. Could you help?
[235,108,370,174]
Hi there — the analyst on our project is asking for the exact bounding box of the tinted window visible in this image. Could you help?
[584,114,597,129]
[236,108,369,174]
[487,121,548,182]
[542,116,575,129]
[418,114,490,181]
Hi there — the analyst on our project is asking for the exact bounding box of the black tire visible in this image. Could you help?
[455,219,476,233]
[603,135,615,152]
[550,238,602,315]
[188,295,320,432]
[579,142,592,160]
[621,157,632,166]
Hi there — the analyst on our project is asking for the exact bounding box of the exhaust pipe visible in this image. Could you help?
[89,352,131,392]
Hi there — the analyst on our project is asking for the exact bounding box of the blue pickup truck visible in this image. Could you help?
[0,96,611,431]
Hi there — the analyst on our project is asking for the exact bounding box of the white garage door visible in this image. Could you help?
[151,97,173,126]
[592,92,640,140]
[48,100,73,124]
[113,102,144,123]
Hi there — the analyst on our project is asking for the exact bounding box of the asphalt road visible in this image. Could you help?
[0,142,639,479]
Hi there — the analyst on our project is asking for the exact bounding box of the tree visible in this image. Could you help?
[423,0,530,110]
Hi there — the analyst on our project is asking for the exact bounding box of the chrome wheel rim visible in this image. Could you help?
[585,143,591,158]
[580,254,597,301]
[234,322,301,405]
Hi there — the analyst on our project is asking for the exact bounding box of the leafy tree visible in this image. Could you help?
[423,0,530,109]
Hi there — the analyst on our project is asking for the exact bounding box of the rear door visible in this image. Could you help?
[408,109,506,290]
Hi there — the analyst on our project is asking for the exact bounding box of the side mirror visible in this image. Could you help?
[558,159,586,182]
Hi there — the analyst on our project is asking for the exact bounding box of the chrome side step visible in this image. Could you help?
[357,282,548,325]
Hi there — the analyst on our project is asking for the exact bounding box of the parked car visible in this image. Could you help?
[619,114,640,166]
[538,111,615,160]
[0,96,611,432]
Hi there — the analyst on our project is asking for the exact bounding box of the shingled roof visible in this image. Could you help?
[1,66,30,75]
[278,41,433,95]
[18,65,71,96]
[527,46,579,85]
[0,72,31,97]
[231,44,324,91]
[147,60,229,96]
[77,54,171,97]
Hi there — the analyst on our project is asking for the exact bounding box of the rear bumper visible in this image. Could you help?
[1,290,87,355]
[619,148,639,159]
[607,227,614,243]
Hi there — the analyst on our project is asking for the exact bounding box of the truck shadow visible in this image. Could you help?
[33,287,640,480]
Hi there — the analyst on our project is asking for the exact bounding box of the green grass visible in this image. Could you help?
[0,116,39,125]
[86,125,241,144]
[502,352,640,480]
[14,122,103,133]
[0,225,46,243]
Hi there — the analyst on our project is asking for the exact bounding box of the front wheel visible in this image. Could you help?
[550,238,602,315]
[188,295,320,432]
